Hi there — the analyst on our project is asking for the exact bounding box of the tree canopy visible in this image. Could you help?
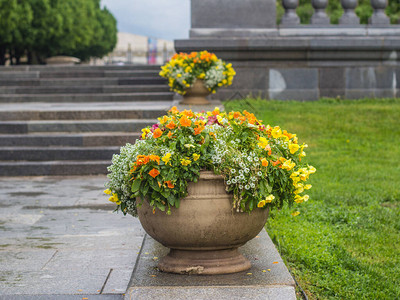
[0,0,117,65]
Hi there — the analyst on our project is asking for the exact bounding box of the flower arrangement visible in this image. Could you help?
[105,107,316,217]
[159,51,236,95]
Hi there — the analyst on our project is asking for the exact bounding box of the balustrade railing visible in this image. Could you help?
[281,0,391,26]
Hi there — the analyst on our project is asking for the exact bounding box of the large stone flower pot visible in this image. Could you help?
[137,171,269,275]
[181,79,211,105]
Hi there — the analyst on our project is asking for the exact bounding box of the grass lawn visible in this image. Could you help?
[224,98,400,299]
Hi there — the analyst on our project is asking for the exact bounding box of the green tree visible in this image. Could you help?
[69,1,117,61]
[0,0,18,64]
[10,0,33,65]
[0,0,117,65]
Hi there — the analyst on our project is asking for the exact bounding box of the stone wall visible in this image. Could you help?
[175,0,400,100]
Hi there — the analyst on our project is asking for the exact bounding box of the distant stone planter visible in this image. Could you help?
[181,79,211,105]
[137,171,269,275]
[46,56,81,65]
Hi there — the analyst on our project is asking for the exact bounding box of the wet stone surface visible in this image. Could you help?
[0,176,144,297]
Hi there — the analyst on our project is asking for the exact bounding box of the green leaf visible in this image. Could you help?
[131,178,141,193]
[142,184,149,196]
[249,199,254,211]
[149,180,160,192]
[167,194,175,206]
[175,198,180,208]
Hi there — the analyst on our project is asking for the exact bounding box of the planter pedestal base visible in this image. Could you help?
[180,79,211,105]
[157,248,251,275]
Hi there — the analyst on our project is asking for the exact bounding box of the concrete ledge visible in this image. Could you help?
[125,229,296,300]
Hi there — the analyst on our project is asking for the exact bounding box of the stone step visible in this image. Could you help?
[0,132,140,147]
[0,64,162,72]
[0,77,167,87]
[0,119,156,134]
[0,146,119,161]
[0,104,168,120]
[0,160,110,176]
[39,69,160,79]
[0,92,173,103]
[0,85,170,95]
[0,69,161,79]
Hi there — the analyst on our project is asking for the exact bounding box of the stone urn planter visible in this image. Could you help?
[180,79,211,105]
[137,171,269,275]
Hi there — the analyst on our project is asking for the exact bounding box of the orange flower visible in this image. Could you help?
[136,155,150,166]
[233,111,241,119]
[261,158,269,167]
[165,181,175,189]
[148,155,160,164]
[194,126,204,135]
[179,115,192,127]
[265,144,272,156]
[212,109,220,116]
[272,160,281,167]
[167,131,173,138]
[149,168,160,178]
[169,106,179,114]
[166,121,176,130]
[182,109,194,118]
[153,128,162,139]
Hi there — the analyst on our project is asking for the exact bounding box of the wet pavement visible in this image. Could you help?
[0,176,144,299]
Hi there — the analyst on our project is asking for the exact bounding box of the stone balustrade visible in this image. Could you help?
[176,0,400,100]
[281,0,390,26]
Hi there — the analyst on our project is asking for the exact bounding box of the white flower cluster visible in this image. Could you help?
[171,67,192,87]
[204,61,226,89]
[105,140,148,216]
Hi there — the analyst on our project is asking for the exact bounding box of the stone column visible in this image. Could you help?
[311,0,330,25]
[281,0,300,26]
[190,0,276,37]
[339,0,360,25]
[369,0,390,25]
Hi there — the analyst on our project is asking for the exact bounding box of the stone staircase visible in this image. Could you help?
[0,65,174,176]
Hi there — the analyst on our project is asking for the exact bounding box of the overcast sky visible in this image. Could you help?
[101,0,190,41]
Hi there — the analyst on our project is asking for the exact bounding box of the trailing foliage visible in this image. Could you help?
[0,0,117,65]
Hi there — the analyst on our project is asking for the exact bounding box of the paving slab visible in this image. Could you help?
[0,176,144,299]
[125,230,296,300]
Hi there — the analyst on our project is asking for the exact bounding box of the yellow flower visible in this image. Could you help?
[141,128,151,139]
[180,158,191,166]
[158,115,169,125]
[291,211,300,217]
[257,137,269,149]
[304,184,312,190]
[294,195,309,204]
[265,194,275,203]
[308,166,316,174]
[289,143,300,154]
[162,153,171,164]
[257,200,266,208]
[193,153,200,161]
[109,193,121,205]
[281,159,296,171]
[198,73,205,79]
[104,189,111,195]
[271,126,282,139]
